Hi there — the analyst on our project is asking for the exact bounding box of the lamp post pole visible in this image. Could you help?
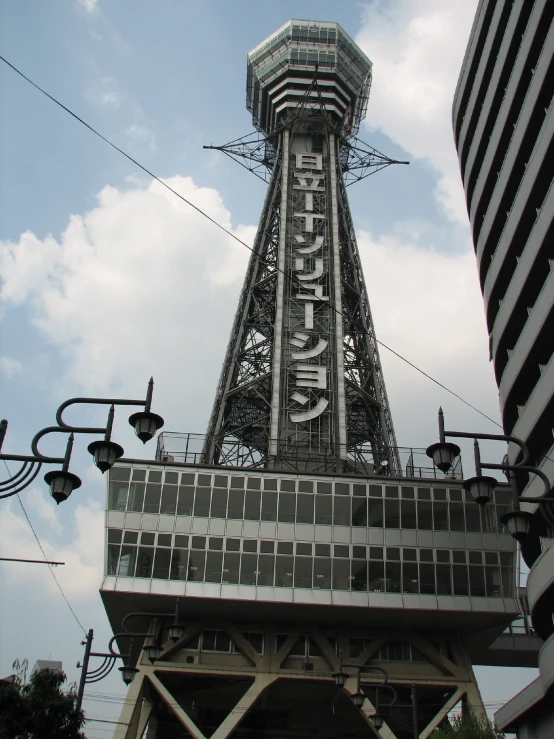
[76,629,94,713]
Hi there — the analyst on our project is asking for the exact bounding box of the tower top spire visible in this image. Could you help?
[246,20,372,137]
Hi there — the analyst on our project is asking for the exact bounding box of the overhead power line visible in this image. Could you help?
[0,54,502,431]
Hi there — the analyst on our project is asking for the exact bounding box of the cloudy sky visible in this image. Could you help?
[0,0,537,734]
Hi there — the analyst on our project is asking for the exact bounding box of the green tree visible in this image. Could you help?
[431,713,505,738]
[0,659,86,739]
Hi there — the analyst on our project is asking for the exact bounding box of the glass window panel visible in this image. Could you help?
[482,505,497,533]
[453,564,469,595]
[177,486,194,516]
[174,534,188,547]
[433,488,447,501]
[180,473,195,485]
[143,484,161,514]
[352,498,367,526]
[247,477,261,490]
[275,555,294,587]
[418,488,431,500]
[160,485,178,515]
[402,562,419,593]
[386,548,400,561]
[107,544,120,575]
[436,564,452,595]
[244,490,261,521]
[400,500,417,529]
[401,486,415,499]
[385,499,400,528]
[222,552,240,584]
[353,546,366,559]
[333,496,351,525]
[136,548,154,578]
[164,471,178,484]
[277,541,293,554]
[294,557,313,588]
[111,467,131,481]
[313,558,331,589]
[128,482,145,512]
[261,491,278,521]
[141,532,155,545]
[280,479,296,492]
[353,484,366,497]
[420,549,433,562]
[230,477,245,489]
[215,632,231,652]
[453,550,466,563]
[315,495,332,525]
[368,499,383,527]
[278,492,296,522]
[191,536,206,549]
[193,488,211,517]
[132,468,146,481]
[197,474,212,487]
[109,480,129,511]
[123,531,138,544]
[296,543,312,556]
[449,490,462,501]
[228,490,245,519]
[257,554,275,586]
[108,529,122,543]
[205,552,223,583]
[118,546,136,576]
[210,488,228,518]
[296,494,314,524]
[260,540,274,553]
[484,551,498,565]
[385,562,401,592]
[317,482,332,494]
[436,550,450,563]
[298,480,313,493]
[188,550,206,581]
[449,502,465,531]
[214,475,228,488]
[240,553,258,585]
[152,548,171,579]
[334,545,349,558]
[243,540,257,553]
[148,471,162,483]
[226,538,240,551]
[170,549,188,580]
[315,543,331,557]
[351,560,368,591]
[368,561,385,592]
[202,630,216,650]
[209,537,223,550]
[332,559,351,590]
[469,566,486,596]
[370,547,383,560]
[369,485,382,497]
[465,500,481,533]
[419,563,435,594]
[158,534,171,547]
[385,486,399,498]
[485,566,502,597]
[433,501,449,531]
[335,482,350,495]
[417,501,433,530]
[263,478,278,491]
[403,548,417,561]
[469,551,482,564]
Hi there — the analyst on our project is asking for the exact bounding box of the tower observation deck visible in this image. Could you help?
[101,21,527,739]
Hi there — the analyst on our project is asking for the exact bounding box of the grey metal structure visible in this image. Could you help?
[202,20,403,477]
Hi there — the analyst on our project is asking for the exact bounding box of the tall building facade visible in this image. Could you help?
[452,1,554,735]
[102,21,523,739]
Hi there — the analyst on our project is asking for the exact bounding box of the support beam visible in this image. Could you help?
[210,675,278,739]
[148,673,208,739]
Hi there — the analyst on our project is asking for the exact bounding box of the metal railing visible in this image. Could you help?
[155,432,464,480]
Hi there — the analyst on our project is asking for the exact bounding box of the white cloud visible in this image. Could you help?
[100,91,120,109]
[75,0,98,14]
[0,356,22,378]
[125,123,156,153]
[356,0,478,224]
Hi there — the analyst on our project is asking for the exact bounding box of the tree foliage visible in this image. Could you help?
[431,713,505,738]
[0,659,86,739]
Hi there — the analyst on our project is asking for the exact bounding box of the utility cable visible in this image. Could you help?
[0,54,502,431]
[2,461,87,635]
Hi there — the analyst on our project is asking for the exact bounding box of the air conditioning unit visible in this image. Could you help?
[185,654,199,665]
[161,454,174,463]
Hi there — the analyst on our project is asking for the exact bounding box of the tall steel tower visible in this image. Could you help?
[101,21,527,739]
[202,20,402,476]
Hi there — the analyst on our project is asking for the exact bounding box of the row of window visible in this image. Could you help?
[109,480,510,534]
[107,544,513,598]
[111,467,509,500]
[182,630,425,663]
[108,530,510,566]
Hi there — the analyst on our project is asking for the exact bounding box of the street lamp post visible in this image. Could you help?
[0,378,164,504]
[426,408,554,541]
